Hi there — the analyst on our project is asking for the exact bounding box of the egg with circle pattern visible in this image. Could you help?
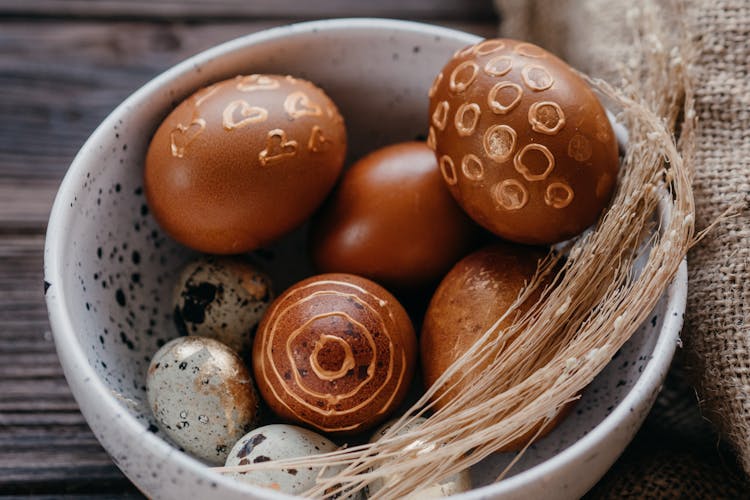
[428,39,619,244]
[145,74,346,254]
[252,273,417,435]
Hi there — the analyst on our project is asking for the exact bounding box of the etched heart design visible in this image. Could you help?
[284,91,322,119]
[307,125,331,153]
[236,74,280,92]
[170,118,206,158]
[222,100,268,131]
[259,129,298,166]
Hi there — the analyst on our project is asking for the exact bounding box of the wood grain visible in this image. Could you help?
[0,235,140,494]
[1,0,496,20]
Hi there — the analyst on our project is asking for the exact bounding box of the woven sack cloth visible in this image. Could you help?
[496,0,750,479]
[585,444,748,498]
[680,0,750,476]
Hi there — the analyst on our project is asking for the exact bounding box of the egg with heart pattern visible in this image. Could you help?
[144,74,347,254]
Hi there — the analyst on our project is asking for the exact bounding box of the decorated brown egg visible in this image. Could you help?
[310,141,479,289]
[428,39,619,244]
[421,242,570,451]
[252,273,417,434]
[145,74,346,254]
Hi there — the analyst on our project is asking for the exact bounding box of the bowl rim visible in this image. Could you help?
[44,17,686,499]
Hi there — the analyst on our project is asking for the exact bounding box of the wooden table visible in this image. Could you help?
[0,2,499,497]
[1,1,747,497]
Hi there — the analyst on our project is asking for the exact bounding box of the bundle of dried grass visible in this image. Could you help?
[216,5,696,497]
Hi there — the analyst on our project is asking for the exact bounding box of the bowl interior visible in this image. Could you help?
[47,19,677,497]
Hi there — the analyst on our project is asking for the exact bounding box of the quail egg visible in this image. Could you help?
[146,336,260,464]
[172,256,273,355]
[225,424,359,497]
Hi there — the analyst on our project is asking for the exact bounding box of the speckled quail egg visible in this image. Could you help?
[146,336,260,465]
[368,417,472,498]
[172,256,273,355]
[225,424,358,497]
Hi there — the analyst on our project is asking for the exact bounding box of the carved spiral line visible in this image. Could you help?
[309,333,356,381]
[283,307,379,403]
[257,280,407,433]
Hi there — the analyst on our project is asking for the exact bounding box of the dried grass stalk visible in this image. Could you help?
[216,4,696,497]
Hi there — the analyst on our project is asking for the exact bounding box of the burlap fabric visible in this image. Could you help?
[681,0,750,476]
[496,0,750,494]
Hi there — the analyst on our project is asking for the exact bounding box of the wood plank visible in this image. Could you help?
[0,181,59,232]
[0,354,65,378]
[0,231,120,492]
[2,492,140,499]
[0,336,60,354]
[0,379,78,400]
[1,0,497,21]
[0,236,46,328]
[0,465,140,496]
[0,399,82,412]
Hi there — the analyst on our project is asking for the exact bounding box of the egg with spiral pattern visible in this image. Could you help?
[252,273,417,434]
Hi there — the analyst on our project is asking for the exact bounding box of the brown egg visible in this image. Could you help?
[428,39,619,244]
[310,141,479,289]
[145,74,346,254]
[421,242,570,451]
[253,273,417,434]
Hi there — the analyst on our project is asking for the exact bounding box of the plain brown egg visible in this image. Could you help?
[420,242,571,451]
[310,141,479,289]
[145,74,346,254]
[428,39,619,244]
[253,273,417,435]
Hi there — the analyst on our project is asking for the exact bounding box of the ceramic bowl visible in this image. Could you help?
[44,18,686,499]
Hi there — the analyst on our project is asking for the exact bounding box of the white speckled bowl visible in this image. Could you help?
[44,18,686,499]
